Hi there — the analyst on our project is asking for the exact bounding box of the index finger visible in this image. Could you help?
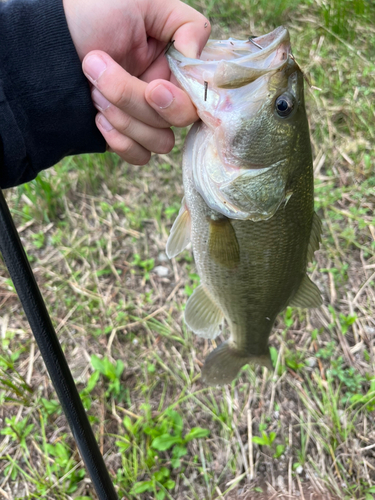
[83,51,171,129]
[141,0,211,58]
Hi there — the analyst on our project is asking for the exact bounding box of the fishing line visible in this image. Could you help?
[0,188,119,500]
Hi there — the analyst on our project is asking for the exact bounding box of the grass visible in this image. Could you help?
[0,0,375,499]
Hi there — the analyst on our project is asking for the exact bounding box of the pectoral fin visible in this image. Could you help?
[307,212,322,263]
[208,218,240,269]
[184,285,224,339]
[289,274,322,308]
[166,200,191,259]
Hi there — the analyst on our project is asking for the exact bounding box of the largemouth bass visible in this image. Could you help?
[166,27,322,385]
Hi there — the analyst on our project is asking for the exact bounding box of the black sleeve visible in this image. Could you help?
[0,0,106,189]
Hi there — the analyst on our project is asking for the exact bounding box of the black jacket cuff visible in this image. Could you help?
[0,0,106,188]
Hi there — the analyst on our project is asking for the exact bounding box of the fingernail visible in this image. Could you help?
[84,55,107,83]
[92,88,111,111]
[97,114,113,132]
[150,85,174,109]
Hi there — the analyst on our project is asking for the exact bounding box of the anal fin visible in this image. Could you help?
[184,285,224,339]
[289,274,322,308]
[166,199,191,259]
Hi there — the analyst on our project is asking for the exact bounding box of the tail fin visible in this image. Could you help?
[202,341,273,386]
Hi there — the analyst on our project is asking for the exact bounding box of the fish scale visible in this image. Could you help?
[166,27,322,385]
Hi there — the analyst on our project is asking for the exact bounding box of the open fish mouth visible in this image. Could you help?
[166,26,296,142]
[166,27,302,221]
[166,26,291,98]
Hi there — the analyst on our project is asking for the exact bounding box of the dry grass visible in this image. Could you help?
[0,1,374,499]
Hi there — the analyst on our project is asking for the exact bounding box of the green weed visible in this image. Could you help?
[131,253,155,282]
[113,406,210,498]
[1,0,375,498]
[90,354,125,401]
[0,416,34,454]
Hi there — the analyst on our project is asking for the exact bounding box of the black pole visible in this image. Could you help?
[0,189,119,500]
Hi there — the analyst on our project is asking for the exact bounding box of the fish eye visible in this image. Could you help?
[275,94,295,117]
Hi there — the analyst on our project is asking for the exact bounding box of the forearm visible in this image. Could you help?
[0,0,105,189]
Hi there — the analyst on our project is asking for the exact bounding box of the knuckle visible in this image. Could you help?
[173,115,190,128]
[115,137,150,165]
[154,131,175,154]
[107,134,131,156]
[154,113,171,129]
[109,80,133,110]
[134,153,151,166]
[120,137,137,157]
[119,114,132,134]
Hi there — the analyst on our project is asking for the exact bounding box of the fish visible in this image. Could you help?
[165,27,322,386]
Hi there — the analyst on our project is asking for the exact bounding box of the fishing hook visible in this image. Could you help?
[164,39,175,55]
[247,36,263,50]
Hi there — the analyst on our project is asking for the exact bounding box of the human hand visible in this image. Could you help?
[63,0,210,164]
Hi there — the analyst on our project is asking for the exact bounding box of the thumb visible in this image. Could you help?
[142,0,211,58]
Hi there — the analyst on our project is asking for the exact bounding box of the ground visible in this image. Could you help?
[0,1,374,499]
